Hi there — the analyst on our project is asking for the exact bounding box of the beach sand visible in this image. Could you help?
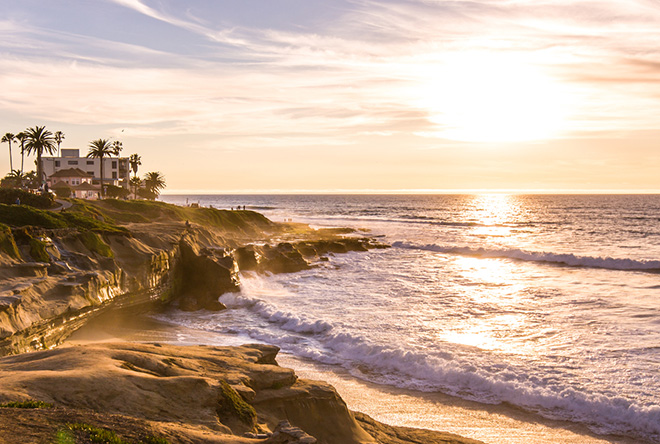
[64,308,641,444]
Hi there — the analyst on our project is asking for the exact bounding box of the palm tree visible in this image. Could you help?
[128,153,141,178]
[54,131,65,156]
[15,132,27,174]
[2,169,23,188]
[23,170,37,189]
[23,126,56,189]
[143,171,166,200]
[1,133,16,172]
[129,176,142,199]
[87,139,114,198]
[112,141,123,157]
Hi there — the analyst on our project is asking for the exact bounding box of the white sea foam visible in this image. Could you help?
[220,289,333,335]
[393,241,660,272]
[216,279,660,443]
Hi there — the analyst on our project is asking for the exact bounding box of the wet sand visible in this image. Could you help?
[67,309,642,444]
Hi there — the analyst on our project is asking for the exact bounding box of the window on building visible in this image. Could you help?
[55,161,60,167]
[87,160,94,165]
[112,172,118,179]
[68,160,78,165]
[112,161,117,169]
[87,171,94,176]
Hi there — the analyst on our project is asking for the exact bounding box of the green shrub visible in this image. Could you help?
[0,203,127,234]
[80,231,114,258]
[68,199,113,222]
[0,399,53,408]
[137,188,157,200]
[0,224,20,259]
[62,424,170,444]
[54,429,75,444]
[105,185,130,199]
[61,212,127,234]
[0,204,67,228]
[29,238,50,262]
[68,424,124,444]
[0,188,55,209]
[217,380,257,426]
[99,199,183,222]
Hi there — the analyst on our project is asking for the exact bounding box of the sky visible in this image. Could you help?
[1,0,659,193]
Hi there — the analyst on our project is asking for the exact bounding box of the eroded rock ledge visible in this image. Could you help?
[0,342,485,444]
[176,234,388,311]
[0,211,387,355]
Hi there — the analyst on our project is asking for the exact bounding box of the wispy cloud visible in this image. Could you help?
[2,0,660,190]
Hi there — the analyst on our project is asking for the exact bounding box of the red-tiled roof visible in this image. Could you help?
[49,168,93,178]
[51,181,72,189]
[72,182,100,191]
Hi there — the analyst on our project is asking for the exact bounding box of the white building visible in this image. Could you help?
[42,149,130,189]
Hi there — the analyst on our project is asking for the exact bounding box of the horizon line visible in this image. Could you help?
[161,188,660,195]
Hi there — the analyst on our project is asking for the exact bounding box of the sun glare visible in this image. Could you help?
[419,53,569,143]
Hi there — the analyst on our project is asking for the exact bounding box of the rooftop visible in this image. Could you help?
[49,168,93,178]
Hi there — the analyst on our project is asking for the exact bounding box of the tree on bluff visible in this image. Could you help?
[23,126,56,188]
[87,139,114,198]
[141,171,166,200]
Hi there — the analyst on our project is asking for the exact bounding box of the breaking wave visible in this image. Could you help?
[393,242,660,272]
[218,284,660,442]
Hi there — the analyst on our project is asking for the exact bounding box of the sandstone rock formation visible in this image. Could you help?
[0,201,387,356]
[0,342,484,444]
[0,343,372,443]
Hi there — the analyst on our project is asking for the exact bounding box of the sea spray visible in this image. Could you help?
[212,276,660,442]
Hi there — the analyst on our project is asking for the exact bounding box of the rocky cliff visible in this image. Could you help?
[0,200,386,355]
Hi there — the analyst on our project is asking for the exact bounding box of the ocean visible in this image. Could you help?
[159,194,660,443]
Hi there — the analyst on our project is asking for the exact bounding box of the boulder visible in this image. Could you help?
[175,239,239,311]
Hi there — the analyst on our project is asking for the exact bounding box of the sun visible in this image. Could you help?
[418,53,569,143]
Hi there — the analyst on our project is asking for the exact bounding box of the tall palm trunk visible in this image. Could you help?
[37,152,43,188]
[7,140,13,172]
[99,158,105,198]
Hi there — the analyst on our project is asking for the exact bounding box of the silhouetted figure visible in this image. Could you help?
[15,197,20,205]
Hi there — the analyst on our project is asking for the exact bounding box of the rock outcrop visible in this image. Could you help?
[0,343,371,444]
[234,238,387,275]
[0,206,388,356]
[175,237,240,311]
[0,342,484,444]
[0,225,181,355]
